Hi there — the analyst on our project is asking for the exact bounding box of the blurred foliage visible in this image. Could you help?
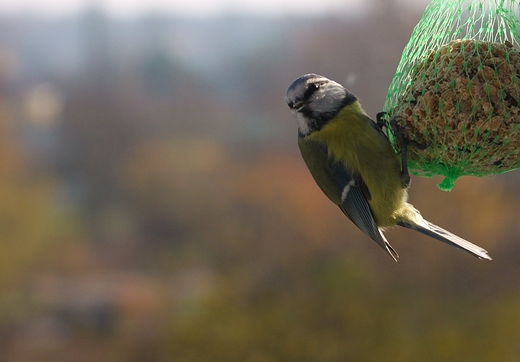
[0,100,75,318]
[0,2,519,361]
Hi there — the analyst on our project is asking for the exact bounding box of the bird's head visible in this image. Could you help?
[285,73,355,136]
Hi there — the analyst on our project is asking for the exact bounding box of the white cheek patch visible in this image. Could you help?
[340,179,356,203]
[295,112,311,136]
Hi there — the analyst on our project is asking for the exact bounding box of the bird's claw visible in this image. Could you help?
[376,112,432,189]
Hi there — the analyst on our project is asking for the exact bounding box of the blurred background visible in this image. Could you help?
[0,0,519,360]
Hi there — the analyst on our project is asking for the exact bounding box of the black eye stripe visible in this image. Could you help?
[303,82,320,100]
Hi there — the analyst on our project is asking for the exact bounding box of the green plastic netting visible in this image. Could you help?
[384,0,520,191]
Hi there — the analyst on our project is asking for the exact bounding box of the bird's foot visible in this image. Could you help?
[376,113,431,188]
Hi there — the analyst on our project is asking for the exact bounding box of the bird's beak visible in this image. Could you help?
[292,100,307,112]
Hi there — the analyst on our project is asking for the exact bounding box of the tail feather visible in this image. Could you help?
[398,220,491,260]
[374,229,399,262]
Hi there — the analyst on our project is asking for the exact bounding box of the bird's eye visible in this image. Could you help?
[303,83,319,100]
[287,101,294,109]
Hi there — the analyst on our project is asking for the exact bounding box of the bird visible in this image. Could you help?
[285,73,491,261]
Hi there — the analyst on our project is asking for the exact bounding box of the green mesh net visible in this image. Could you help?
[384,0,520,191]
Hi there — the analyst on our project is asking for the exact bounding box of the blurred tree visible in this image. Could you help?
[58,86,142,244]
[0,99,74,321]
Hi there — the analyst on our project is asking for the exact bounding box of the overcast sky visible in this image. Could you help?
[0,0,429,18]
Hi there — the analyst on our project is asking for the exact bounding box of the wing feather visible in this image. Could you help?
[298,136,398,260]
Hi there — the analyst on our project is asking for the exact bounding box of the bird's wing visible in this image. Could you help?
[298,137,398,260]
[330,158,399,261]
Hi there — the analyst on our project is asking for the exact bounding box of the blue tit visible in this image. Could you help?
[285,73,491,261]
